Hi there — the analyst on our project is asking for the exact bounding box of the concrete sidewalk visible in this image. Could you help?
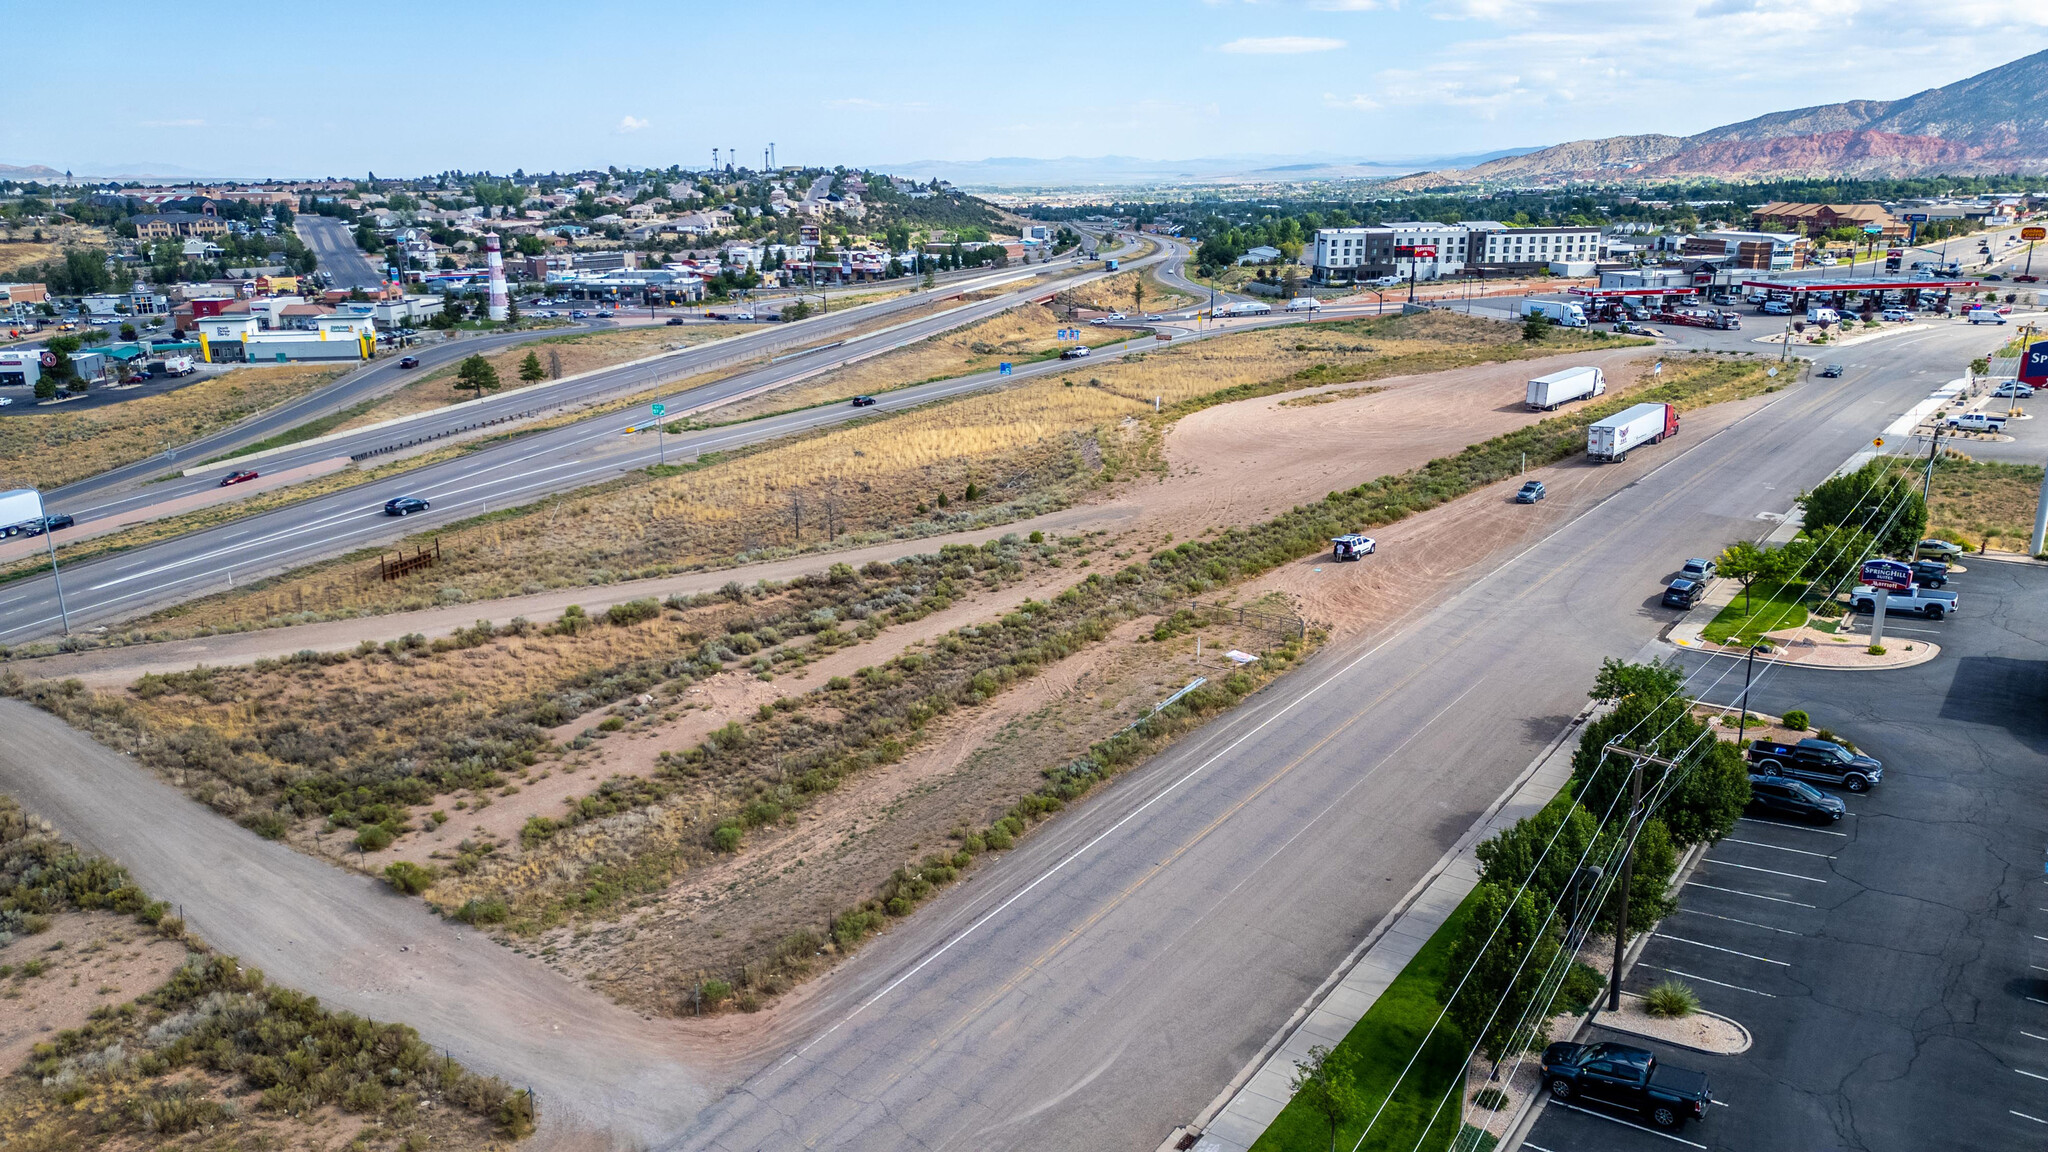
[1176,703,1603,1152]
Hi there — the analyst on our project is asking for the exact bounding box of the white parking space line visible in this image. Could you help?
[1739,817,1848,837]
[1722,836,1836,859]
[2018,1068,2048,1083]
[1677,908,1803,935]
[2030,996,2048,1006]
[1706,858,1827,882]
[1685,881,1818,909]
[2014,1110,2048,1125]
[1642,963,1778,998]
[2022,1031,2048,1042]
[1652,932,1791,966]
[1545,1101,1710,1148]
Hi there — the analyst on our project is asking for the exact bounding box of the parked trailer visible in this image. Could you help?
[1587,402,1679,462]
[1526,366,1606,411]
[1661,308,1741,330]
[1519,298,1588,328]
[1220,300,1273,316]
[1286,297,1321,312]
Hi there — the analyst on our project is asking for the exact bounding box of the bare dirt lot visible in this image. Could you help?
[0,910,187,1073]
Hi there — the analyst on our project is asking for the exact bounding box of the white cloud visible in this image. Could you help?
[140,118,206,128]
[1220,35,1347,54]
[616,115,649,133]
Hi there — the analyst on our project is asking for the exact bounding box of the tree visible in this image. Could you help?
[456,354,500,400]
[1286,1045,1361,1152]
[1131,277,1145,316]
[519,351,545,383]
[1715,540,1774,614]
[118,322,137,342]
[515,233,545,257]
[1523,313,1553,341]
[33,375,57,400]
[783,300,811,321]
[1448,882,1561,1063]
[1799,459,1925,557]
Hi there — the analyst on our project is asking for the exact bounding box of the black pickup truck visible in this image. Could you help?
[1541,1040,1712,1130]
[1747,737,1882,792]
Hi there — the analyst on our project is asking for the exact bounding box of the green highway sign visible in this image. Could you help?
[651,402,666,417]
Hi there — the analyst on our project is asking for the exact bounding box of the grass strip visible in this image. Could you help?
[1701,578,1809,644]
[1251,888,1483,1152]
[205,395,383,463]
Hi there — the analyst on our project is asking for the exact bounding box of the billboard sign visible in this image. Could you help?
[2025,226,2047,241]
[799,224,820,247]
[1904,212,1929,223]
[1393,244,1437,260]
[2020,340,2048,387]
[1860,559,1913,592]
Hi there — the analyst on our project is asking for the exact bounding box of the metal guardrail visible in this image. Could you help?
[1125,677,1209,733]
[350,408,543,461]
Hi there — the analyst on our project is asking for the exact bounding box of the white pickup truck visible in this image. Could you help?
[1849,584,1958,619]
[1943,411,2007,433]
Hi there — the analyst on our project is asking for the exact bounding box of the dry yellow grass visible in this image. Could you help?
[336,324,766,431]
[0,362,350,491]
[138,374,1143,631]
[1059,269,1195,313]
[0,240,65,277]
[729,303,1074,410]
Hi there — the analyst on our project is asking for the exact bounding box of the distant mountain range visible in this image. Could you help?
[1384,49,2048,190]
[882,148,1542,189]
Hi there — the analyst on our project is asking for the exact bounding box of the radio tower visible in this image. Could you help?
[485,232,509,322]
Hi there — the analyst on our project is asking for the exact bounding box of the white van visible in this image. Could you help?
[1806,306,1840,324]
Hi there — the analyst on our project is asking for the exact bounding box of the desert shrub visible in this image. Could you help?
[453,896,508,924]
[712,823,743,853]
[1642,979,1700,1018]
[1558,961,1605,1015]
[1471,1086,1510,1111]
[605,598,660,626]
[383,861,437,895]
[353,823,396,852]
[700,978,733,1007]
[1781,709,1809,730]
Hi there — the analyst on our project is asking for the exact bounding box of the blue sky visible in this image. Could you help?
[4,0,2045,179]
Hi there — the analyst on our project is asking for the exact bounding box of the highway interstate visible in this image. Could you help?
[651,322,1999,1151]
[0,243,1152,642]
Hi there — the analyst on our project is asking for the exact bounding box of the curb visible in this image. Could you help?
[1589,1001,1753,1058]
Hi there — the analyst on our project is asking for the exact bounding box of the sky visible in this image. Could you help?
[5,0,2047,181]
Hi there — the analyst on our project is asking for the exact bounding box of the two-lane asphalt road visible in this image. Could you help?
[295,214,385,290]
[659,321,2004,1151]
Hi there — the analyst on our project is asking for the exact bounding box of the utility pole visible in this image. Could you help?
[1923,425,1944,504]
[1736,642,1767,745]
[1601,743,1677,1011]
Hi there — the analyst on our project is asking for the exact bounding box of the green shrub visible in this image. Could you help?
[1029,530,1045,544]
[712,823,743,852]
[1471,1086,1510,1111]
[454,896,508,924]
[383,861,437,895]
[1558,961,1605,1015]
[353,823,395,852]
[1781,709,1809,730]
[700,978,733,1007]
[605,598,660,626]
[1642,979,1700,1018]
[597,716,625,731]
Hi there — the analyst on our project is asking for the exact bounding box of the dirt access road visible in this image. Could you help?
[0,697,712,1150]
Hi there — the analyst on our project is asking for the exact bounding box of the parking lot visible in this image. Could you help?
[1524,557,2048,1151]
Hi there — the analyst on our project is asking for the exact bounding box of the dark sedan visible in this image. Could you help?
[398,355,420,368]
[384,496,431,516]
[850,395,877,407]
[1661,578,1705,609]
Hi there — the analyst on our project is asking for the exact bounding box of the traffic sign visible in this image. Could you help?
[1862,224,1884,234]
[650,402,666,417]
[999,362,1012,375]
[2025,226,2047,241]
[1860,559,1912,592]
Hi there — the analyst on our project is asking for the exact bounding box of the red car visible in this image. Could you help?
[220,470,259,486]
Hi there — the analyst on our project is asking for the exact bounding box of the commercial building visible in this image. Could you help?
[134,211,228,241]
[1308,221,1600,284]
[195,312,376,363]
[1681,230,1811,271]
[0,347,110,389]
[1750,202,1903,239]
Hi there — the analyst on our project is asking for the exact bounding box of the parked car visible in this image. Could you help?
[1748,773,1847,823]
[1060,346,1091,359]
[2016,275,2040,283]
[1747,737,1883,792]
[1761,300,1792,315]
[1916,538,1965,560]
[1880,309,1914,322]
[1710,293,1737,306]
[1943,411,2007,433]
[1992,382,2035,398]
[1679,557,1716,581]
[1541,1041,1712,1130]
[1848,583,1958,619]
[1818,363,1844,377]
[1330,533,1376,561]
[1661,578,1706,609]
[1612,320,1654,335]
[383,496,431,516]
[1910,559,1950,588]
[398,355,420,368]
[849,395,876,407]
[1515,480,1546,503]
[220,470,259,486]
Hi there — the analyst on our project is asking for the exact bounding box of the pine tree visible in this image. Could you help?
[519,351,545,383]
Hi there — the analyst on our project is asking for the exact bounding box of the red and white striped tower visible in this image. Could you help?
[486,232,509,321]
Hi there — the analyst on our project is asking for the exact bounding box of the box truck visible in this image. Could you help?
[1587,402,1679,462]
[1285,297,1321,312]
[1525,365,1606,411]
[160,354,195,377]
[1519,298,1588,327]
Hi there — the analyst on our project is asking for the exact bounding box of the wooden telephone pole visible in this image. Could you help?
[1601,743,1679,1011]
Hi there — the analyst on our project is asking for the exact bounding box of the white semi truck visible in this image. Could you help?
[1525,365,1606,411]
[1519,298,1588,328]
[1587,402,1679,462]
